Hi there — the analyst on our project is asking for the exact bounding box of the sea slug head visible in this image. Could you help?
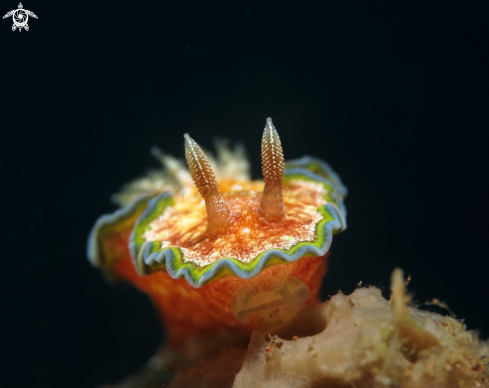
[88,118,347,344]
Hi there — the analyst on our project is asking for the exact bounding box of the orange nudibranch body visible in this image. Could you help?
[88,118,347,346]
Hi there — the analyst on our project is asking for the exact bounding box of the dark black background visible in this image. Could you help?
[1,0,488,387]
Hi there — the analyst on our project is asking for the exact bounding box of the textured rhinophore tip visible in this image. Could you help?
[184,133,231,235]
[260,118,285,222]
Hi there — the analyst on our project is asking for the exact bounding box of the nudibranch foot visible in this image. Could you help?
[231,277,311,330]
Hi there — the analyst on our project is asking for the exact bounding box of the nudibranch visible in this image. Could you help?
[88,118,347,346]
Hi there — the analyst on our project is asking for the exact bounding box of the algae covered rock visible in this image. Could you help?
[102,270,488,388]
[233,269,488,388]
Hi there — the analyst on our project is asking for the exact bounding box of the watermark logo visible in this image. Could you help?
[3,3,37,32]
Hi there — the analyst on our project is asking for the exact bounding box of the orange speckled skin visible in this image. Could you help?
[143,179,326,267]
[110,229,327,347]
